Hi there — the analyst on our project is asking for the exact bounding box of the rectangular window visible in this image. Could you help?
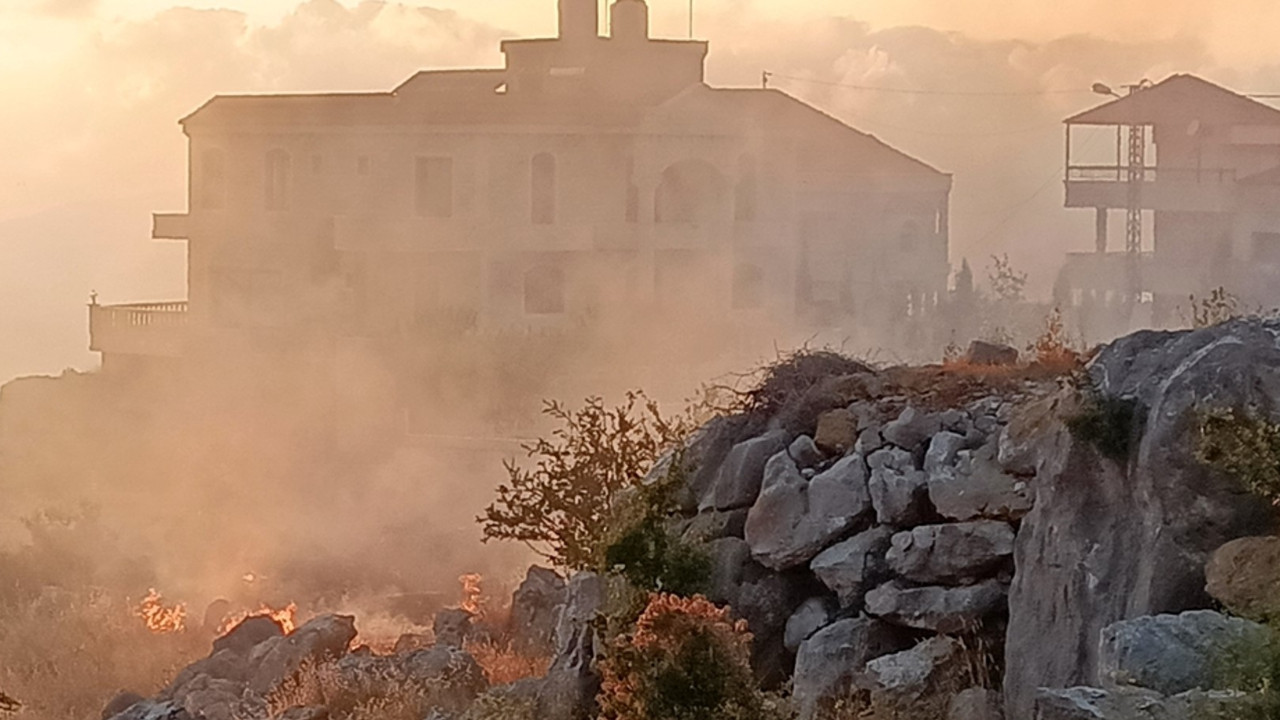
[415,157,454,218]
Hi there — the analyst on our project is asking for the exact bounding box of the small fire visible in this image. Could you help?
[218,602,298,636]
[137,588,187,634]
[459,573,486,619]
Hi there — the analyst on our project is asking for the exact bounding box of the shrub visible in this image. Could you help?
[1195,407,1280,505]
[1188,287,1242,329]
[603,517,711,599]
[459,691,539,720]
[1210,619,1280,719]
[478,392,691,571]
[463,638,551,686]
[1066,390,1143,463]
[267,659,454,720]
[1028,307,1080,370]
[597,593,776,720]
[988,253,1028,304]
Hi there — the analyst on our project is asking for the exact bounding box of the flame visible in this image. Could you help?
[137,588,187,634]
[217,602,298,636]
[459,573,485,619]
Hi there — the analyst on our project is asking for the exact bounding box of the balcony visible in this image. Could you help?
[1065,166,1237,212]
[89,301,188,358]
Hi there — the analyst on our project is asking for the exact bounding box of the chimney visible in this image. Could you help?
[559,0,599,40]
[610,0,649,43]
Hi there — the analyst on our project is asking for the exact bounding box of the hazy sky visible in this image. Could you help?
[2,0,1280,383]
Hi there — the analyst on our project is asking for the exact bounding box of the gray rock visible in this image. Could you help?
[789,435,825,469]
[1097,611,1271,695]
[1032,686,1250,720]
[403,645,489,710]
[211,615,283,657]
[1005,320,1280,718]
[710,431,789,511]
[538,572,605,720]
[929,442,1033,522]
[1205,535,1280,621]
[949,687,1004,720]
[793,617,910,720]
[683,508,750,542]
[865,580,1007,633]
[784,597,839,652]
[965,341,1019,366]
[810,526,895,607]
[887,521,1015,584]
[745,452,873,571]
[883,407,943,451]
[433,608,474,648]
[736,568,809,686]
[248,614,358,694]
[508,566,566,657]
[103,693,146,720]
[670,415,751,514]
[865,636,963,717]
[925,431,968,473]
[706,537,753,608]
[868,446,915,472]
[869,466,932,526]
[855,426,886,456]
[107,701,191,720]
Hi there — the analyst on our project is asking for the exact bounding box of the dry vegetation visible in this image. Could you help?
[463,638,552,686]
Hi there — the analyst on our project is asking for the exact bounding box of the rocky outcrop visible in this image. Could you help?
[536,572,604,720]
[508,566,567,656]
[810,526,894,608]
[1005,320,1279,718]
[864,636,965,717]
[1033,686,1248,720]
[886,521,1015,585]
[865,580,1007,633]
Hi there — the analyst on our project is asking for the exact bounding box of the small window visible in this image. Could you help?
[532,153,557,225]
[732,263,766,309]
[524,265,565,315]
[735,155,758,222]
[200,149,226,210]
[264,149,291,212]
[415,157,454,218]
[357,156,371,176]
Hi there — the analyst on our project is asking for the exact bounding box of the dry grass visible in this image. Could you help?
[267,660,433,720]
[0,589,200,720]
[462,639,551,686]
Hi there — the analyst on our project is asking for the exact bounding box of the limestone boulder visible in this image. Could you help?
[886,521,1015,584]
[929,442,1033,522]
[508,566,566,657]
[965,341,1019,367]
[784,596,839,652]
[537,572,605,720]
[709,431,789,511]
[810,526,894,608]
[792,617,911,720]
[883,407,943,451]
[865,580,1007,633]
[789,434,825,469]
[745,452,872,571]
[949,687,1005,720]
[248,614,358,694]
[865,636,964,718]
[1097,611,1271,695]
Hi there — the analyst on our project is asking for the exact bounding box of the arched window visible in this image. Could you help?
[654,160,728,225]
[734,154,758,223]
[264,149,291,212]
[531,153,557,225]
[524,264,565,315]
[200,149,226,210]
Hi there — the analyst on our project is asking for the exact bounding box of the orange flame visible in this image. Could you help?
[137,588,187,634]
[217,602,298,636]
[459,573,485,619]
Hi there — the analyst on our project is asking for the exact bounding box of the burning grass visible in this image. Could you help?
[463,638,551,686]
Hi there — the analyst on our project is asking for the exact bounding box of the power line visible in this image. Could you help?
[765,72,1092,97]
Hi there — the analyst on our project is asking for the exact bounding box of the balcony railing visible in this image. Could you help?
[1066,165,1237,184]
[89,301,188,357]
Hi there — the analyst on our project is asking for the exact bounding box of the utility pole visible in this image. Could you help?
[1093,80,1151,318]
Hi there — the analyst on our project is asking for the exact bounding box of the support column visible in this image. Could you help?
[1095,207,1108,253]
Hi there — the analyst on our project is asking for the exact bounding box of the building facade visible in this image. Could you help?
[90,0,952,438]
[1057,74,1280,342]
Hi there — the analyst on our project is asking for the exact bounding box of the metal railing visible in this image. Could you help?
[91,301,189,328]
[1066,165,1237,184]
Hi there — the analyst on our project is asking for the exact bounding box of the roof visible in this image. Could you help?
[178,75,945,180]
[1066,74,1280,127]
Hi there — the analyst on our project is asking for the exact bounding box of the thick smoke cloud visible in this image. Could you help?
[1,0,1278,384]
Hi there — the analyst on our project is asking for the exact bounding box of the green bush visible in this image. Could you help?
[478,392,691,571]
[603,518,711,599]
[1210,619,1280,720]
[1066,391,1143,463]
[1195,407,1280,505]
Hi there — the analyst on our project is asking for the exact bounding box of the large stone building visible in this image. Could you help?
[1058,74,1280,342]
[89,0,951,438]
